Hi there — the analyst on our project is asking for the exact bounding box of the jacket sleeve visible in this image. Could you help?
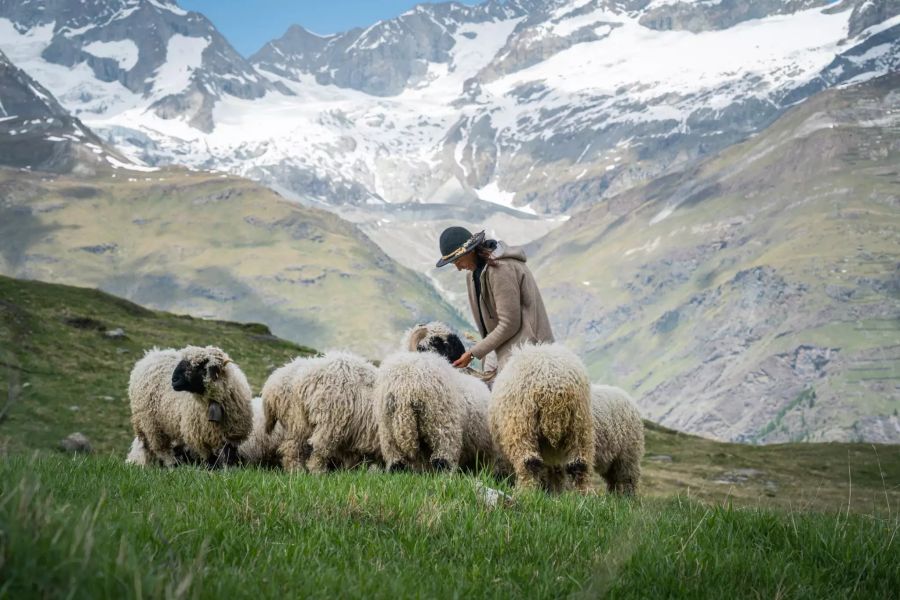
[470,264,522,360]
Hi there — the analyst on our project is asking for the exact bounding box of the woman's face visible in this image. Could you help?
[454,252,477,272]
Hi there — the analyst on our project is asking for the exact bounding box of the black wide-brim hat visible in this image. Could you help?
[436,227,486,268]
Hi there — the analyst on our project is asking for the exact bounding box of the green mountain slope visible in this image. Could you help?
[529,74,900,444]
[0,166,466,356]
[1,275,897,514]
[0,274,315,453]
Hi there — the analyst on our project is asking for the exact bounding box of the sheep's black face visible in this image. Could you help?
[425,333,466,364]
[172,359,206,394]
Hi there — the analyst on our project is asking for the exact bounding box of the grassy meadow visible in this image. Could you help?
[1,275,899,598]
[1,455,898,599]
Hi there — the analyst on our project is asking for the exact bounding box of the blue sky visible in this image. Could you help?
[179,1,483,57]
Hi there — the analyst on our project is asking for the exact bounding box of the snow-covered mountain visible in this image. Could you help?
[2,0,897,314]
[0,0,286,132]
[0,47,122,172]
[3,1,896,213]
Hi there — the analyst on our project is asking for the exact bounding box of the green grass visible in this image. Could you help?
[2,274,899,517]
[1,455,897,599]
[0,274,316,454]
[0,166,467,356]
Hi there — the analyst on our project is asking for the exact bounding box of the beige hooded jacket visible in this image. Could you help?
[466,242,555,368]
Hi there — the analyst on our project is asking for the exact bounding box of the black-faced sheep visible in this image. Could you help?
[489,343,595,492]
[262,351,380,473]
[128,346,253,467]
[589,385,644,495]
[374,350,466,472]
[375,322,504,474]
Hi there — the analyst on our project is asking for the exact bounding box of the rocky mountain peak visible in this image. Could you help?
[0,0,290,132]
[0,48,121,172]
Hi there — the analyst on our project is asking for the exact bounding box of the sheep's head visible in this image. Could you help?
[404,322,466,364]
[171,346,232,400]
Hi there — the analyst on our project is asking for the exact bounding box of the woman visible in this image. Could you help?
[435,226,554,372]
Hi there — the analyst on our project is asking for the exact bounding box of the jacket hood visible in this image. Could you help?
[491,240,527,262]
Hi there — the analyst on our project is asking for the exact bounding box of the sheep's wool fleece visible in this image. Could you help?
[590,384,644,491]
[375,351,466,469]
[490,343,594,468]
[128,346,253,465]
[265,351,380,471]
[239,397,285,467]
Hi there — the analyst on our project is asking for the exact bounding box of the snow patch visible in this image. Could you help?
[153,35,210,98]
[475,180,537,215]
[83,39,139,71]
[106,154,160,172]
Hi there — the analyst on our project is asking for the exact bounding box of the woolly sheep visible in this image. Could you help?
[374,350,466,472]
[489,343,595,492]
[263,351,380,472]
[402,321,466,362]
[375,322,504,474]
[237,396,285,468]
[128,346,253,467]
[589,385,644,495]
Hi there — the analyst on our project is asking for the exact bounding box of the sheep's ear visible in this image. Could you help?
[206,363,222,382]
[446,334,466,363]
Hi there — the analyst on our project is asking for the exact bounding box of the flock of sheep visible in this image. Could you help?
[126,323,645,494]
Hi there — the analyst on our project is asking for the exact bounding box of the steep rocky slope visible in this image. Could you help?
[529,73,900,444]
[0,48,120,172]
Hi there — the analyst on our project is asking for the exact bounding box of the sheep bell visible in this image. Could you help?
[207,401,224,423]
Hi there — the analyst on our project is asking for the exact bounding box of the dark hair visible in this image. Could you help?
[475,239,499,267]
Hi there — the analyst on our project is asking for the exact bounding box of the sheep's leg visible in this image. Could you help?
[278,436,306,472]
[420,414,461,473]
[378,427,407,473]
[566,410,596,493]
[603,457,640,496]
[506,437,543,491]
[144,430,177,468]
[499,409,544,490]
[305,427,340,474]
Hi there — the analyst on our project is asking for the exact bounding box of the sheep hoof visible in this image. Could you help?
[220,443,240,466]
[430,458,451,472]
[388,461,407,473]
[524,456,544,474]
[300,442,314,462]
[566,459,588,477]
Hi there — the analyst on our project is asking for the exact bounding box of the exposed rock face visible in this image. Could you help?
[0,0,287,132]
[528,74,900,444]
[59,432,92,454]
[3,0,897,214]
[251,2,532,96]
[0,48,114,171]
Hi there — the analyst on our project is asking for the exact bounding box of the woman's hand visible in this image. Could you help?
[452,351,474,369]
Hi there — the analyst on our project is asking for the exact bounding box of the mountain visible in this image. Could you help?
[527,72,900,444]
[0,0,286,132]
[2,0,894,211]
[0,163,467,356]
[3,0,895,309]
[0,48,121,172]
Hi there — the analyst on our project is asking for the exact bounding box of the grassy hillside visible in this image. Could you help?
[1,275,898,516]
[529,73,900,444]
[0,165,466,357]
[1,275,897,598]
[0,274,316,454]
[1,455,897,599]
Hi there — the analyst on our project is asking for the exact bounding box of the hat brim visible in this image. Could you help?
[435,231,485,268]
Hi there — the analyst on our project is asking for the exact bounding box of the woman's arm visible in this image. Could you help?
[470,263,522,360]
